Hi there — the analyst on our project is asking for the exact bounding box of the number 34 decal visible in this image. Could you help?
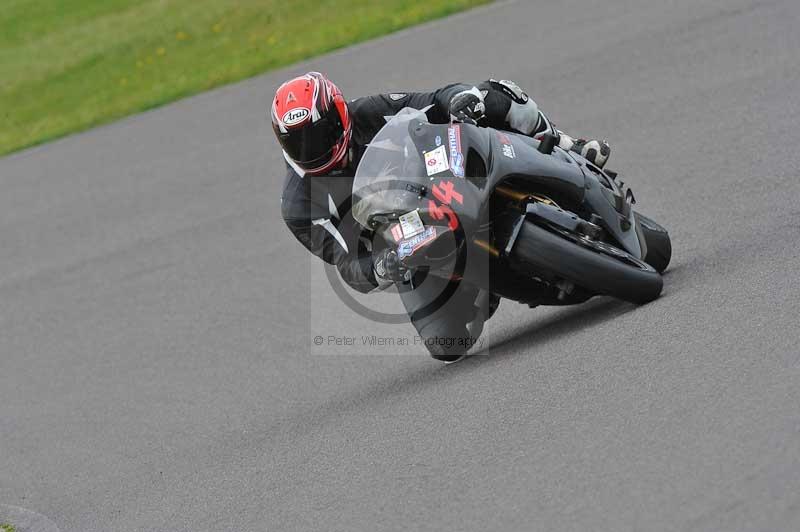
[428,180,463,230]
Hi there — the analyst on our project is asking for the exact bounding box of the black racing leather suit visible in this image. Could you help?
[280,80,555,357]
[280,80,553,293]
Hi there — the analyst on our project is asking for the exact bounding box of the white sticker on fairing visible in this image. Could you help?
[389,93,407,101]
[423,145,449,176]
[399,209,425,239]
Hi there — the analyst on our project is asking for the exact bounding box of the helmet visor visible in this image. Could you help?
[277,107,344,170]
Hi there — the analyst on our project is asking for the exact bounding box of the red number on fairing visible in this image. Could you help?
[428,180,463,230]
[428,200,459,230]
[432,180,463,206]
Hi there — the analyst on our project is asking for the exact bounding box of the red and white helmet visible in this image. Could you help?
[271,72,352,175]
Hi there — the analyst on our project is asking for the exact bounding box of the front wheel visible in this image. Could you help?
[510,220,663,304]
[635,212,672,273]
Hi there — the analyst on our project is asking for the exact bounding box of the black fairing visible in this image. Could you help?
[353,113,646,300]
[406,120,644,261]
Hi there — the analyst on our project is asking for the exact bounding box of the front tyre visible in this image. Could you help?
[635,212,672,273]
[510,220,663,304]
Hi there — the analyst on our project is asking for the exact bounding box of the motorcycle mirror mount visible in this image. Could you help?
[538,132,558,154]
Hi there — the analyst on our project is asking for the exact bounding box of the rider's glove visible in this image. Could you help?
[449,87,486,125]
[373,248,409,284]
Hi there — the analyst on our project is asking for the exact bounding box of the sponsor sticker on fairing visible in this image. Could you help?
[397,226,437,259]
[389,223,404,242]
[423,145,449,176]
[447,126,465,177]
[496,131,516,159]
[398,209,425,238]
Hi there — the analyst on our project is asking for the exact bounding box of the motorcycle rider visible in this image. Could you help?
[274,72,611,362]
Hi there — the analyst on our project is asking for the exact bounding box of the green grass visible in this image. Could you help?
[0,524,15,532]
[0,0,490,156]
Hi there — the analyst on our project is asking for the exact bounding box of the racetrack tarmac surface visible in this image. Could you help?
[2,0,800,530]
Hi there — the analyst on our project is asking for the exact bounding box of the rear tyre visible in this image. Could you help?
[635,212,672,273]
[511,220,663,304]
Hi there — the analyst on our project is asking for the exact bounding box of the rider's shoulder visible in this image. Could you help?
[281,165,308,215]
[346,94,377,114]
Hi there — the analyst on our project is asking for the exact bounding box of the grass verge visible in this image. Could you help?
[0,0,490,156]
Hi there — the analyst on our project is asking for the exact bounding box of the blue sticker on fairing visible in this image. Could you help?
[397,226,437,259]
[448,126,464,177]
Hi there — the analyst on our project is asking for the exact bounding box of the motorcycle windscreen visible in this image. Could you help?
[352,108,431,228]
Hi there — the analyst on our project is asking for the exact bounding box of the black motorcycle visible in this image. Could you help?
[352,109,671,350]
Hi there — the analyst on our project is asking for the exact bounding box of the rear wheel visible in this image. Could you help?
[510,220,663,304]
